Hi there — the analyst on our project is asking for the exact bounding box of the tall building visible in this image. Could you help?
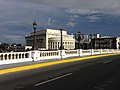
[25,29,75,50]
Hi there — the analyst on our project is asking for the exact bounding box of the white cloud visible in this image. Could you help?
[46,17,55,27]
[66,9,102,15]
[87,15,101,22]
[22,0,120,16]
[0,0,120,43]
[72,15,80,18]
[67,21,77,27]
[66,14,78,27]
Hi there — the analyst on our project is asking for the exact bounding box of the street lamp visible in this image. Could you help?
[77,31,81,49]
[99,35,101,49]
[89,34,93,49]
[118,42,120,49]
[105,38,108,49]
[60,29,64,59]
[60,29,64,50]
[33,21,37,50]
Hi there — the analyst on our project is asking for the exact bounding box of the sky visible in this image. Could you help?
[0,0,120,44]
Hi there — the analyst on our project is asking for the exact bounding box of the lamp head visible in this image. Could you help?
[33,21,37,28]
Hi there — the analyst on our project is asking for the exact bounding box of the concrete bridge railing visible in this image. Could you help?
[0,49,119,65]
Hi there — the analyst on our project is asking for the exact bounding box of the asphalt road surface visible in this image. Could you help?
[0,54,120,90]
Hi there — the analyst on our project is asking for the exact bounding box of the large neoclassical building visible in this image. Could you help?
[25,29,75,50]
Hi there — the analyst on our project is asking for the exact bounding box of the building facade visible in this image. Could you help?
[25,29,75,50]
[75,34,90,49]
[91,36,120,49]
[75,33,120,49]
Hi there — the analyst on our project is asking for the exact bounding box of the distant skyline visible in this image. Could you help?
[0,0,120,44]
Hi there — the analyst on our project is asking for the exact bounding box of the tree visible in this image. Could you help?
[0,43,9,52]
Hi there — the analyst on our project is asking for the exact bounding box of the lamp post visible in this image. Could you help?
[60,29,64,59]
[118,42,120,49]
[60,29,63,50]
[77,31,81,49]
[89,34,94,55]
[105,38,108,49]
[77,31,82,56]
[99,35,101,49]
[89,34,93,49]
[33,21,37,50]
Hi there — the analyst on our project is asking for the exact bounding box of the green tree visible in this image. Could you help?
[0,43,9,52]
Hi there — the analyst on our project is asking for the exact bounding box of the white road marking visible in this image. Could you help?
[103,60,112,64]
[34,73,73,86]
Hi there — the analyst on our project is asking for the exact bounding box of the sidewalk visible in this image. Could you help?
[0,54,116,75]
[0,56,81,70]
[0,53,115,71]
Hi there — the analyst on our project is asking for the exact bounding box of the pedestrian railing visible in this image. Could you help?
[0,49,119,65]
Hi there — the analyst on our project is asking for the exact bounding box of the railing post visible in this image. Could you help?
[100,49,102,54]
[107,49,109,53]
[77,49,82,56]
[59,50,62,59]
[59,50,65,59]
[91,49,94,55]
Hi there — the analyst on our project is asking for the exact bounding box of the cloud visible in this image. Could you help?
[66,9,102,15]
[0,0,120,44]
[66,14,78,27]
[22,0,120,15]
[21,0,120,8]
[0,35,25,44]
[46,17,55,27]
[67,21,77,27]
[87,15,101,22]
[72,15,80,18]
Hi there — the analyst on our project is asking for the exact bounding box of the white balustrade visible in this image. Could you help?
[0,49,119,65]
[0,52,32,65]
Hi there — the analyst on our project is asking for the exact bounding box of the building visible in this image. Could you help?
[75,33,120,49]
[91,34,120,49]
[25,29,75,50]
[75,34,90,49]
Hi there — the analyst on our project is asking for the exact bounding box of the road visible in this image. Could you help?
[0,54,120,90]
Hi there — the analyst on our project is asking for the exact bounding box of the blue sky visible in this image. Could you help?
[0,0,120,44]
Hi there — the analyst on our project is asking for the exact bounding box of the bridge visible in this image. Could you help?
[0,50,120,90]
[0,49,119,65]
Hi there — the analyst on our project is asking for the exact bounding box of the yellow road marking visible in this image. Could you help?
[0,54,116,75]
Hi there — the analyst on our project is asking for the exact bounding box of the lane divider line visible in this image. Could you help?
[103,60,113,64]
[34,73,73,86]
[0,54,117,75]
